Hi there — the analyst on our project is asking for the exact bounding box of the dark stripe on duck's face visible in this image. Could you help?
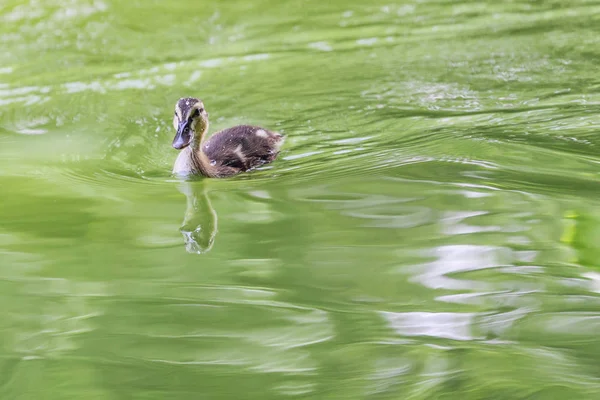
[172,120,193,149]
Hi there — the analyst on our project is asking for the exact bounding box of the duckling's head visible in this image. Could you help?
[172,97,209,150]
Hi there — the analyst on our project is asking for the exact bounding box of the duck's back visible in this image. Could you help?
[203,125,283,172]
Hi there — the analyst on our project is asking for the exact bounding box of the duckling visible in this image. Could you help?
[171,97,284,177]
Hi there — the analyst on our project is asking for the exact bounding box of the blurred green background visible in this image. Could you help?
[2,0,600,398]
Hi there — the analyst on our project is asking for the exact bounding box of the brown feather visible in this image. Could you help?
[202,125,283,174]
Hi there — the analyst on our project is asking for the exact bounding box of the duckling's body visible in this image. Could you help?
[171,98,283,178]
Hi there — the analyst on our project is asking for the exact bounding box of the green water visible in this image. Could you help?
[2,0,600,398]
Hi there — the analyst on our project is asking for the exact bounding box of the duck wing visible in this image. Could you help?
[203,125,283,171]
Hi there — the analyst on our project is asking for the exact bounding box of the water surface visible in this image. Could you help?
[2,0,600,398]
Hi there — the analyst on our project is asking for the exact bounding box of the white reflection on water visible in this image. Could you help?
[538,312,600,336]
[582,272,600,293]
[356,37,378,46]
[367,355,411,395]
[273,382,316,396]
[344,205,431,229]
[441,211,501,235]
[308,41,333,52]
[2,2,100,23]
[0,53,272,107]
[409,245,509,291]
[381,311,478,341]
[111,284,333,376]
[12,278,104,359]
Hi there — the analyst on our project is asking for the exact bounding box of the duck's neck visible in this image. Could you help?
[189,124,217,177]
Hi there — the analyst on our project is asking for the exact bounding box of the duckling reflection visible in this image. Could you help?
[178,181,217,254]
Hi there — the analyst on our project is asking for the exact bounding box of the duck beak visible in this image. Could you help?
[172,120,192,150]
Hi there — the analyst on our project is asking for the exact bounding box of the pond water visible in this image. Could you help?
[2,0,600,398]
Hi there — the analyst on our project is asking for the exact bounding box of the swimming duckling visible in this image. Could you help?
[172,97,284,177]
